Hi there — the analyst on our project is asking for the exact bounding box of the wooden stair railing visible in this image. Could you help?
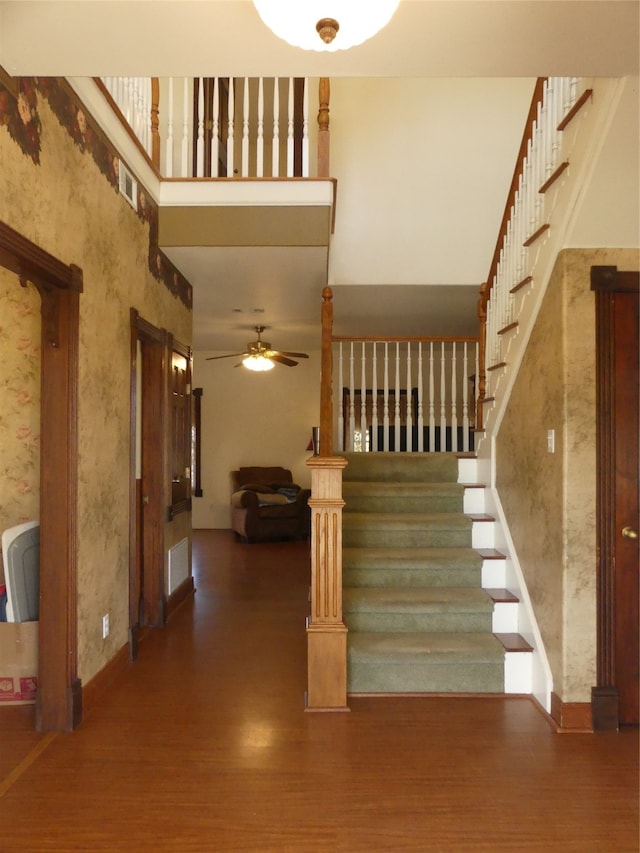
[306,286,349,711]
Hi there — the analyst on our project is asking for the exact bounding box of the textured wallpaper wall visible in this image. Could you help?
[497,247,639,703]
[0,78,192,683]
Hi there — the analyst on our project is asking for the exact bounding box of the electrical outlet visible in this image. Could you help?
[102,613,110,639]
[547,429,555,453]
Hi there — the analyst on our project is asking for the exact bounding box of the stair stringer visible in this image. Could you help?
[459,455,553,711]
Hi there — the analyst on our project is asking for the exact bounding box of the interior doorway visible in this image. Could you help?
[592,265,639,728]
[129,311,166,660]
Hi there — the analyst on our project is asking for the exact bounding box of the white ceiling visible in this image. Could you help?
[1,1,638,354]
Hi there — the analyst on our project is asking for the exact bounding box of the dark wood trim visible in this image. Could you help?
[130,312,167,630]
[166,576,195,621]
[128,311,140,659]
[487,362,507,372]
[510,275,533,294]
[557,89,593,131]
[539,161,569,193]
[497,322,518,336]
[331,335,480,344]
[82,642,131,716]
[591,686,620,732]
[0,65,19,97]
[550,692,593,732]
[167,499,191,521]
[193,387,203,497]
[591,265,640,730]
[0,220,83,733]
[523,223,550,247]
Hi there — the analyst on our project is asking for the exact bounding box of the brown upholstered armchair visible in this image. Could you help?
[230,466,311,543]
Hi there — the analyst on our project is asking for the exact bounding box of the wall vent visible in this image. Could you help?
[168,537,190,595]
[118,160,138,210]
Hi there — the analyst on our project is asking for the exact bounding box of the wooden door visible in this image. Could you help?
[592,266,639,728]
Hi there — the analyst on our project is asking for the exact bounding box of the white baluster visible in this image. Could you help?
[383,343,390,451]
[394,343,401,452]
[165,77,174,178]
[462,343,469,452]
[287,77,294,178]
[211,77,220,177]
[196,77,205,177]
[126,77,135,124]
[360,342,367,453]
[348,342,355,452]
[474,343,480,444]
[450,343,458,452]
[406,343,413,451]
[227,77,235,177]
[428,343,435,452]
[242,77,250,177]
[439,342,447,452]
[302,78,309,177]
[371,343,378,451]
[257,77,264,178]
[181,77,189,178]
[417,343,424,452]
[337,343,344,453]
[272,77,280,177]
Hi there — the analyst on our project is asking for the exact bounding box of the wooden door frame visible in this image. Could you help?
[129,310,166,660]
[591,264,640,730]
[0,221,83,732]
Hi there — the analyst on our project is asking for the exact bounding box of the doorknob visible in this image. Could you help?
[621,526,638,540]
[142,495,150,506]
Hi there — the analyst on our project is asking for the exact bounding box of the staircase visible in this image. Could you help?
[342,451,529,695]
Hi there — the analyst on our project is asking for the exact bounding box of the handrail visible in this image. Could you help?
[481,78,547,313]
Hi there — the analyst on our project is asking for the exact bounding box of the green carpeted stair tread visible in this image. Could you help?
[343,481,464,513]
[348,631,504,663]
[343,512,472,531]
[343,587,494,633]
[342,546,482,569]
[343,452,459,484]
[343,512,473,549]
[343,587,493,613]
[347,632,505,693]
[342,547,483,588]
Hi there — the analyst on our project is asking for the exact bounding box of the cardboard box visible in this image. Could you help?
[0,620,38,705]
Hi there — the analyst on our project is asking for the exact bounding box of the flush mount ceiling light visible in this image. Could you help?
[252,0,400,52]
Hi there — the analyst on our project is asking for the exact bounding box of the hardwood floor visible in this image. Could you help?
[0,529,637,851]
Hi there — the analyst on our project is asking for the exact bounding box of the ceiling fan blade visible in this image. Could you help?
[205,352,247,361]
[270,354,299,367]
[270,350,309,359]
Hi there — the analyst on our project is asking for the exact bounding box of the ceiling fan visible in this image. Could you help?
[205,326,309,371]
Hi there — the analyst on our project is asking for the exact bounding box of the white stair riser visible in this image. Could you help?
[492,601,518,633]
[504,651,533,694]
[457,457,478,483]
[472,519,494,549]
[463,488,485,514]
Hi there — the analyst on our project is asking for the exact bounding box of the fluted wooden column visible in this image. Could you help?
[317,78,330,178]
[306,455,349,711]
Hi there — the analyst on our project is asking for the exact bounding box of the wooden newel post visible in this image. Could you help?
[317,78,330,178]
[306,285,349,711]
[319,286,333,457]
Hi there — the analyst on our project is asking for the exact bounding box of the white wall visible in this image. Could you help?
[327,77,536,288]
[192,350,321,528]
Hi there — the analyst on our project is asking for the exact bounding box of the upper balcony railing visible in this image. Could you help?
[99,75,330,180]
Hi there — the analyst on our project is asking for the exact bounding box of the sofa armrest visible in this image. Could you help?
[295,488,311,507]
[231,490,259,509]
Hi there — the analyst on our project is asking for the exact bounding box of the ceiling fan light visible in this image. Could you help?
[252,1,399,52]
[243,354,275,372]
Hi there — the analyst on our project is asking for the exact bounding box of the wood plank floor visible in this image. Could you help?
[0,529,637,851]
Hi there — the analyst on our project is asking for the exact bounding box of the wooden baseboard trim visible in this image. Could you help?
[82,642,131,717]
[551,691,593,732]
[166,576,195,620]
